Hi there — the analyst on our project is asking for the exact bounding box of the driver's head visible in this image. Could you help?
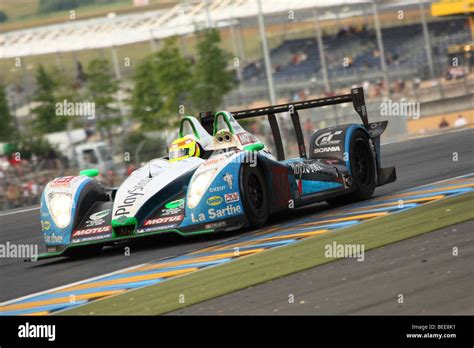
[169,136,201,163]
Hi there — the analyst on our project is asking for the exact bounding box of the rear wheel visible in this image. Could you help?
[241,165,269,228]
[327,129,376,206]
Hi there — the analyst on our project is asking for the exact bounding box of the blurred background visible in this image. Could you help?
[0,0,473,211]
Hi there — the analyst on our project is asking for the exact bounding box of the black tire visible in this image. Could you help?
[327,129,376,206]
[241,165,269,228]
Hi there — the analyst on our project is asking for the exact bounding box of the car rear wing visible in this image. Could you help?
[199,87,369,161]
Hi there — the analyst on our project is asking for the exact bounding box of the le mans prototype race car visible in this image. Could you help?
[38,87,396,259]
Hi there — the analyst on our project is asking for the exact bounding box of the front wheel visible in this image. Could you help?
[241,165,269,228]
[327,129,376,206]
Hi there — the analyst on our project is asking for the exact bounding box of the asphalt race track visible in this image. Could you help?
[1,128,473,305]
[171,220,473,315]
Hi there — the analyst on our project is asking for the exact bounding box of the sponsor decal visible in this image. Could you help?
[114,177,152,216]
[209,185,225,193]
[207,195,223,206]
[203,156,225,166]
[289,162,323,176]
[191,204,242,222]
[160,207,182,216]
[204,151,236,166]
[314,130,342,147]
[236,132,258,145]
[85,209,110,227]
[72,226,111,237]
[117,215,128,223]
[144,215,183,226]
[41,220,51,231]
[44,233,63,244]
[208,204,242,219]
[89,209,110,220]
[223,172,233,189]
[225,192,239,203]
[314,146,341,153]
[205,221,227,229]
[137,224,178,233]
[165,199,184,209]
[51,176,75,187]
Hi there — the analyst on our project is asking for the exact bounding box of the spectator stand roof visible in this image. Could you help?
[0,0,377,59]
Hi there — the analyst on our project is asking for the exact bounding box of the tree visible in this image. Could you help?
[85,58,119,140]
[153,37,193,123]
[38,0,116,13]
[130,57,163,129]
[31,65,68,134]
[0,85,17,141]
[191,28,238,112]
[130,37,192,130]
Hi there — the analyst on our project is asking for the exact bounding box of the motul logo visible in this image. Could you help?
[73,226,111,236]
[144,215,183,226]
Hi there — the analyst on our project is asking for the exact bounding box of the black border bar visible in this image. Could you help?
[1,315,472,346]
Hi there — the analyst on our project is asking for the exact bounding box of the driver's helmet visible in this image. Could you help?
[169,136,201,163]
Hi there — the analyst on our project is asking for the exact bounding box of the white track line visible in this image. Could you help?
[0,206,39,217]
[0,261,149,307]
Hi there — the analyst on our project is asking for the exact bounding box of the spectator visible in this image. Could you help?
[439,117,450,128]
[6,183,21,208]
[126,163,138,176]
[362,80,370,92]
[46,149,59,170]
[413,78,421,90]
[454,115,467,127]
[0,182,5,210]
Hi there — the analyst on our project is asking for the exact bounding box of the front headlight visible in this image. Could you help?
[48,193,73,228]
[187,169,217,209]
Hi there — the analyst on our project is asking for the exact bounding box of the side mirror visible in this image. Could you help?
[80,168,100,178]
[243,143,264,152]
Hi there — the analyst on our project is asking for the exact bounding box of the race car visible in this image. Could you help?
[37,87,396,260]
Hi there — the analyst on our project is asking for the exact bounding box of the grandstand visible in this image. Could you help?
[1,0,371,59]
[241,17,471,83]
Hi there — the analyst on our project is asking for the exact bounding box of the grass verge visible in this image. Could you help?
[61,191,474,315]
